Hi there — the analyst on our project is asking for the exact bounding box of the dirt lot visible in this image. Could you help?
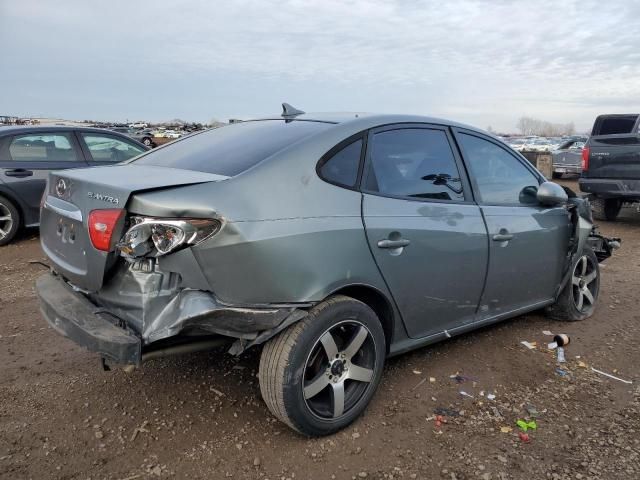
[1,179,639,480]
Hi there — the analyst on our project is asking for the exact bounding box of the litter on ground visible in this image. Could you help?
[591,367,632,384]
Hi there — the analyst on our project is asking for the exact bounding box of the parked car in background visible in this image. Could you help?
[580,113,640,221]
[551,139,585,178]
[129,122,148,129]
[526,138,553,152]
[36,106,617,436]
[163,129,182,139]
[110,127,156,147]
[0,126,148,245]
[506,138,527,151]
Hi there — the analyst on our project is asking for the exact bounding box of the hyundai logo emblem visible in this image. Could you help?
[55,178,67,197]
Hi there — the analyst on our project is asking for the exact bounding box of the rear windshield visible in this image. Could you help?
[133,120,331,176]
[592,115,638,136]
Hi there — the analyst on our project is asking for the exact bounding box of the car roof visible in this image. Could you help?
[0,125,120,136]
[251,112,489,135]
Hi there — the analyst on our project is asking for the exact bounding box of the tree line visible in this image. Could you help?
[516,116,576,136]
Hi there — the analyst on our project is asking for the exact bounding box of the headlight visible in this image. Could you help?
[117,217,221,258]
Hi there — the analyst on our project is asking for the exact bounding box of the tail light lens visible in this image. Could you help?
[117,217,222,258]
[581,147,590,171]
[88,209,124,252]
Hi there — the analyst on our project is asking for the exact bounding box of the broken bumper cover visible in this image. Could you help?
[37,271,309,364]
[36,273,142,365]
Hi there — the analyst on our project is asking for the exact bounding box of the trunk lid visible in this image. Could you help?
[40,164,227,292]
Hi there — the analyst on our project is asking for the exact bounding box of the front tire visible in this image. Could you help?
[552,171,562,179]
[259,295,386,436]
[0,195,20,246]
[546,247,600,322]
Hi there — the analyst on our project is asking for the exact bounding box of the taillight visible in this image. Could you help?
[88,209,124,252]
[581,147,590,171]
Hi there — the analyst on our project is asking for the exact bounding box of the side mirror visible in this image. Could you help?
[537,181,568,206]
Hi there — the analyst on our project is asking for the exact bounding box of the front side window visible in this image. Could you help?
[364,128,464,201]
[318,139,362,188]
[8,133,78,162]
[458,133,540,205]
[81,134,145,162]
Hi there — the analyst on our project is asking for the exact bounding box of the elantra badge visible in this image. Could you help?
[88,192,120,205]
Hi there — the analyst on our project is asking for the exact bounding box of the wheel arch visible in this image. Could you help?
[328,283,395,352]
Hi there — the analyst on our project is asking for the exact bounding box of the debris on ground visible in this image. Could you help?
[434,407,460,417]
[130,421,150,442]
[411,378,427,391]
[520,341,537,349]
[516,420,537,432]
[557,346,566,363]
[525,404,539,417]
[591,367,633,384]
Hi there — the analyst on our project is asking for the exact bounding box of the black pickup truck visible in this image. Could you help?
[579,114,640,221]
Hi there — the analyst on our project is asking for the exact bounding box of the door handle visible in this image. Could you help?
[377,239,411,249]
[5,169,33,178]
[492,229,514,242]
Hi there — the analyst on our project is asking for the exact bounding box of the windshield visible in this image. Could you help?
[133,120,332,176]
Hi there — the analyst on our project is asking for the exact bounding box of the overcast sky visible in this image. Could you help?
[1,0,639,132]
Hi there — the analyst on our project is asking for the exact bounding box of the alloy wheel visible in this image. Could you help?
[0,203,13,241]
[572,255,598,312]
[303,320,377,420]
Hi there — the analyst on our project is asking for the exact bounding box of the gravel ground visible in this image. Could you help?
[1,179,639,480]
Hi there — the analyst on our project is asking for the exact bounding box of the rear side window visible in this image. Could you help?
[458,133,539,205]
[80,133,145,162]
[364,128,464,201]
[134,120,331,176]
[8,133,78,162]
[318,139,362,188]
[593,115,638,135]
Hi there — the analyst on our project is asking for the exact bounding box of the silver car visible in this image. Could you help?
[36,105,617,436]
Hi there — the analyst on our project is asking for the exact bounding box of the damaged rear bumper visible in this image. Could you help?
[37,273,142,365]
[37,271,308,365]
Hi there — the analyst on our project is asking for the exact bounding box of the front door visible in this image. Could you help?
[0,131,87,224]
[361,125,488,339]
[454,130,570,318]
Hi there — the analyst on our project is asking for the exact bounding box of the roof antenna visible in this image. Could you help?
[281,103,305,117]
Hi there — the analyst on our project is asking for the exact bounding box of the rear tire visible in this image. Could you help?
[0,195,20,246]
[258,295,386,436]
[552,172,562,179]
[592,198,622,221]
[546,247,600,322]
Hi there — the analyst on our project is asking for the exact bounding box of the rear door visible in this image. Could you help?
[0,131,87,224]
[76,131,147,165]
[453,129,570,318]
[361,124,488,339]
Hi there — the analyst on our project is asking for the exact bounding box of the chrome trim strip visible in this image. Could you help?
[43,199,83,222]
